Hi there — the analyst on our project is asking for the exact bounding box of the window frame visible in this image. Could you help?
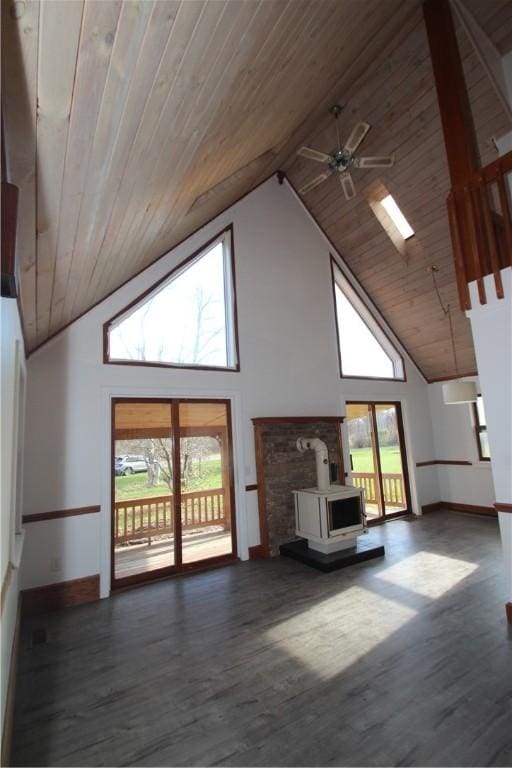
[103,225,240,372]
[472,393,490,462]
[330,256,406,382]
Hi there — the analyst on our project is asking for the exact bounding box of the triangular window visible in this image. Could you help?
[105,227,239,370]
[331,258,404,380]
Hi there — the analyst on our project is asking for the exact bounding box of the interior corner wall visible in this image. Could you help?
[1,297,25,740]
[22,175,438,597]
[427,378,495,508]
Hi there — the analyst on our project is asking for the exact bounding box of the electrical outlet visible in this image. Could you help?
[50,556,62,573]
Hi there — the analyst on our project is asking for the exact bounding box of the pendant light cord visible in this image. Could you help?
[429,266,459,375]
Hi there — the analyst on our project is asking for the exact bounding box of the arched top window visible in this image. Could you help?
[331,258,405,381]
[104,226,239,371]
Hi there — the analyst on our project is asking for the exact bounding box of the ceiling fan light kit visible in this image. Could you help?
[298,104,394,199]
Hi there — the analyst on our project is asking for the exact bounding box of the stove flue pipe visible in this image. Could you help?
[296,437,330,491]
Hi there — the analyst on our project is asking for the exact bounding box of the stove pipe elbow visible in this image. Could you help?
[296,437,330,491]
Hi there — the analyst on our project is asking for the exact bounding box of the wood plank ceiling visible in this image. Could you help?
[2,0,511,380]
[285,0,512,381]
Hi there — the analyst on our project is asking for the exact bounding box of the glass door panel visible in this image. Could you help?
[113,401,175,582]
[179,401,235,565]
[374,404,408,515]
[346,403,382,519]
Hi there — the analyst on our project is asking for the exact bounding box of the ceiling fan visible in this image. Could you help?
[297,105,394,200]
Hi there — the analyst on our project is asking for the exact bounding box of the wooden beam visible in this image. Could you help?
[423,0,479,187]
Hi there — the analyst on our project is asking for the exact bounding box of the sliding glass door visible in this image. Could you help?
[346,402,410,521]
[112,398,236,588]
[179,401,235,565]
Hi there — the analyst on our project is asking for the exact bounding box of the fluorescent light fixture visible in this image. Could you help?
[380,194,414,239]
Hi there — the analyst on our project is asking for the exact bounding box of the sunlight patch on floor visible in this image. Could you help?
[265,587,417,680]
[375,550,478,598]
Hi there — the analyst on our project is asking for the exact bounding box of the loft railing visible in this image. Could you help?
[114,487,227,545]
[447,150,512,310]
[352,472,405,507]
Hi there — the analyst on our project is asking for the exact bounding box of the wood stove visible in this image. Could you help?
[292,485,367,554]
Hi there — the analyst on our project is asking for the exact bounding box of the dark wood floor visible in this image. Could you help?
[12,511,512,767]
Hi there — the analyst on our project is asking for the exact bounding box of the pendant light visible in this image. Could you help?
[428,265,477,405]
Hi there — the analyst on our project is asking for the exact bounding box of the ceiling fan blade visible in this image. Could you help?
[299,172,331,195]
[297,146,331,163]
[354,155,395,168]
[343,122,370,154]
[340,172,356,201]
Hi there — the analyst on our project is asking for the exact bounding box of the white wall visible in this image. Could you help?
[1,297,26,738]
[467,270,512,606]
[427,378,495,507]
[22,176,439,597]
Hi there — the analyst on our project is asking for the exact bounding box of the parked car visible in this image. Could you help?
[115,455,147,476]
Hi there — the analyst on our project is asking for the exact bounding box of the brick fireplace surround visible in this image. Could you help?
[252,417,345,556]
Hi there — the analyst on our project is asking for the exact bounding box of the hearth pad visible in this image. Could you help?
[279,537,385,572]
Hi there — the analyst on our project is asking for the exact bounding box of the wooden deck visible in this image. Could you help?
[115,529,232,579]
[365,503,406,520]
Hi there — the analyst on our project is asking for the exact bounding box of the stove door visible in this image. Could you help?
[328,495,362,533]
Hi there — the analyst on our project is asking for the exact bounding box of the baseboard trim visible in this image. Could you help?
[248,545,266,560]
[421,502,444,514]
[22,574,100,614]
[506,602,512,624]
[1,594,21,768]
[422,501,497,517]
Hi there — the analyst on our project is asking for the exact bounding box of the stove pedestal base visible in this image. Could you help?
[279,537,385,573]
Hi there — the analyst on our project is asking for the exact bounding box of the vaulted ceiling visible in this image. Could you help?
[2,0,511,379]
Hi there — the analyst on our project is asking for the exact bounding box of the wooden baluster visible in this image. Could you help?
[496,173,512,265]
[478,182,504,298]
[464,186,487,305]
[447,192,472,310]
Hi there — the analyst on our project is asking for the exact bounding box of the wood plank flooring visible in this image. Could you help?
[12,512,512,767]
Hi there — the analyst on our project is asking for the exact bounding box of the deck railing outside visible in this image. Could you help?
[352,472,405,506]
[114,487,227,545]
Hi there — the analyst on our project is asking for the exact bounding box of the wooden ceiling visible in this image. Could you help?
[2,0,511,379]
[114,401,227,436]
[285,0,512,380]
